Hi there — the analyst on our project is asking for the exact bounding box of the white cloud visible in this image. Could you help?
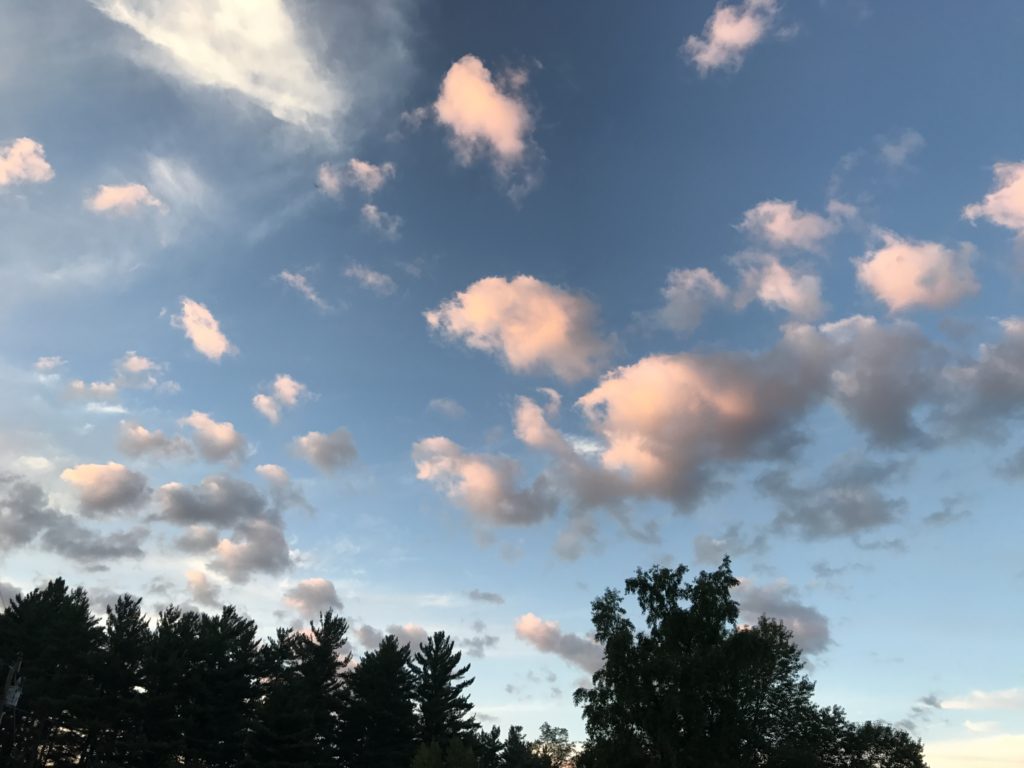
[855,231,978,312]
[514,613,602,673]
[654,267,730,333]
[360,203,402,239]
[172,298,237,361]
[964,162,1024,235]
[413,436,556,526]
[60,461,151,515]
[740,199,851,251]
[684,0,781,75]
[880,129,925,167]
[252,394,280,424]
[34,356,66,372]
[0,137,54,186]
[118,420,193,458]
[278,270,332,312]
[292,428,357,472]
[186,569,221,607]
[434,54,539,198]
[209,518,291,583]
[941,689,1024,711]
[428,398,466,419]
[253,374,308,423]
[85,183,164,214]
[180,411,248,463]
[92,0,342,131]
[346,158,395,195]
[736,254,824,320]
[426,275,610,382]
[283,577,342,619]
[67,379,119,401]
[345,263,396,295]
[317,163,343,197]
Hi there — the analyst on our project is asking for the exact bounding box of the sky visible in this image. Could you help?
[1,1,1023,764]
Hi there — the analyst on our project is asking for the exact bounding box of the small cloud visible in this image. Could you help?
[253,374,309,424]
[739,199,852,251]
[172,298,238,361]
[428,398,466,419]
[34,356,66,372]
[118,420,192,459]
[964,162,1024,236]
[345,263,396,295]
[346,158,395,195]
[684,0,781,75]
[60,462,151,516]
[360,203,402,239]
[514,613,602,673]
[180,411,249,463]
[468,588,505,604]
[653,267,731,334]
[278,270,332,312]
[941,689,1024,711]
[0,137,55,186]
[879,129,925,168]
[292,428,358,473]
[186,569,221,608]
[85,183,164,214]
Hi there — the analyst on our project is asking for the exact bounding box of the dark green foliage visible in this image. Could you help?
[473,725,504,768]
[413,630,477,746]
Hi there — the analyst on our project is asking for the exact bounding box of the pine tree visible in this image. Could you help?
[295,609,351,766]
[412,631,477,746]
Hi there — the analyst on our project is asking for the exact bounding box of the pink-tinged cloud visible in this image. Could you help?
[60,461,151,515]
[346,159,395,195]
[739,199,852,251]
[684,0,780,75]
[0,137,54,186]
[292,428,357,472]
[180,411,248,463]
[278,271,332,312]
[514,613,603,673]
[855,231,978,312]
[413,436,556,526]
[85,183,164,214]
[283,577,343,618]
[736,254,824,320]
[345,264,396,295]
[186,569,221,607]
[964,161,1024,234]
[655,267,731,334]
[253,374,309,423]
[426,275,610,382]
[173,298,237,360]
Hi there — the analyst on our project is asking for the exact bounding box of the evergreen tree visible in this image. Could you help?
[412,631,477,745]
[502,725,544,768]
[343,634,417,768]
[446,738,478,768]
[295,609,351,766]
[412,740,446,768]
[474,725,503,768]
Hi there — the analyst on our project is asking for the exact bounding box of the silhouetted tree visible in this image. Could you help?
[473,725,504,768]
[534,723,573,767]
[296,610,351,765]
[343,634,417,768]
[502,725,545,768]
[412,631,477,746]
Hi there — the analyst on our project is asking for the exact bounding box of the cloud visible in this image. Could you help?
[739,199,851,251]
[252,374,309,424]
[283,577,342,619]
[186,569,221,608]
[319,158,396,198]
[67,379,119,401]
[345,263,396,295]
[114,351,177,391]
[92,0,342,131]
[434,54,539,198]
[278,271,332,312]
[356,623,429,651]
[60,462,151,515]
[426,275,610,382]
[855,231,978,312]
[172,298,237,361]
[460,629,499,658]
[360,203,402,239]
[118,420,192,458]
[0,137,54,186]
[735,254,824,320]
[576,324,832,508]
[468,588,505,604]
[292,428,357,472]
[317,163,344,197]
[964,162,1024,235]
[925,732,1024,767]
[941,689,1024,711]
[158,475,270,528]
[85,183,164,214]
[209,517,291,583]
[684,0,781,75]
[34,356,66,372]
[735,579,832,655]
[180,411,248,463]
[514,613,602,673]
[654,267,731,334]
[428,398,466,419]
[880,129,925,168]
[759,456,907,540]
[176,525,219,553]
[413,436,557,526]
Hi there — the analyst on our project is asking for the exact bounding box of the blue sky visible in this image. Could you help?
[2,1,1024,764]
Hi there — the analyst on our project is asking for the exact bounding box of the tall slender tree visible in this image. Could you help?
[412,631,477,746]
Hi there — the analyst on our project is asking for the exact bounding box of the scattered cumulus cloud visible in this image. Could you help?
[736,579,832,654]
[654,267,730,334]
[118,421,192,458]
[186,569,221,607]
[941,688,1024,711]
[278,271,332,312]
[292,428,357,472]
[428,398,466,419]
[60,462,151,515]
[855,231,978,312]
[880,129,925,168]
[172,298,237,361]
[360,203,402,239]
[468,588,505,604]
[319,158,396,198]
[739,199,853,252]
[735,254,825,320]
[964,162,1024,235]
[426,275,610,382]
[85,183,164,214]
[283,577,342,618]
[180,411,248,463]
[253,374,309,424]
[0,137,54,186]
[684,0,781,75]
[345,263,396,295]
[515,613,602,673]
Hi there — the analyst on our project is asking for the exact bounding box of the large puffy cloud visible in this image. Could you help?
[1,475,146,565]
[186,569,221,608]
[413,436,556,526]
[92,0,342,130]
[208,518,291,583]
[0,137,54,186]
[283,577,342,619]
[85,183,164,214]
[654,267,730,334]
[426,276,610,381]
[735,580,832,655]
[739,199,851,251]
[435,55,534,174]
[684,0,781,75]
[172,298,237,361]
[157,475,269,528]
[855,231,978,312]
[758,457,907,540]
[118,421,193,458]
[60,462,151,515]
[180,411,248,463]
[577,324,832,508]
[292,428,357,472]
[964,162,1024,234]
[515,613,603,673]
[736,254,824,320]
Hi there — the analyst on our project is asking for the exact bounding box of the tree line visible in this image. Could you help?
[0,558,928,767]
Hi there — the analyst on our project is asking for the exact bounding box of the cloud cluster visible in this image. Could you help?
[118,421,193,459]
[172,298,237,361]
[292,428,358,473]
[253,374,309,424]
[426,276,610,381]
[740,199,852,252]
[180,411,248,463]
[360,203,402,239]
[355,622,429,651]
[60,462,151,515]
[515,613,603,673]
[283,577,342,619]
[0,137,54,186]
[735,579,832,654]
[318,158,395,198]
[684,0,781,75]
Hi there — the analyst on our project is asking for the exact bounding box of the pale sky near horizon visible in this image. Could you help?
[2,2,1024,765]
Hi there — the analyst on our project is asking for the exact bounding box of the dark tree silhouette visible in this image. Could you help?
[412,630,477,746]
